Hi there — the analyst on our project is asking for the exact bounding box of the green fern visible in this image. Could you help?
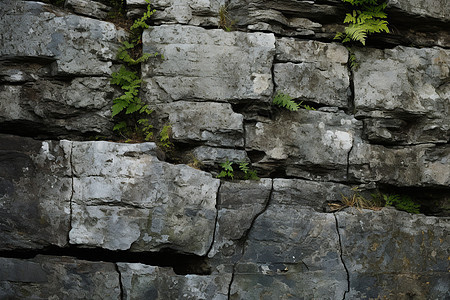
[217,160,234,179]
[273,92,301,111]
[335,0,389,45]
[159,124,173,149]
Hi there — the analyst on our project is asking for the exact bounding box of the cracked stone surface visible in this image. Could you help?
[336,208,450,299]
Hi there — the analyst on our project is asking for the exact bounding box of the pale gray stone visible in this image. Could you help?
[336,208,450,299]
[66,0,112,19]
[142,25,275,104]
[349,142,450,187]
[0,256,121,300]
[0,135,71,251]
[245,110,361,181]
[191,146,249,167]
[0,77,115,137]
[160,101,244,147]
[354,46,449,144]
[0,0,127,76]
[69,141,220,255]
[388,0,450,21]
[118,263,231,300]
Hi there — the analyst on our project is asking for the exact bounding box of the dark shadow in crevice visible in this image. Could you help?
[0,245,212,275]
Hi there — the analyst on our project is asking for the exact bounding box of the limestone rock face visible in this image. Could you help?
[0,135,71,251]
[0,1,126,76]
[142,24,275,105]
[117,263,231,300]
[336,208,450,299]
[274,38,350,108]
[245,110,361,181]
[354,46,450,145]
[69,141,220,255]
[388,0,450,21]
[0,256,121,300]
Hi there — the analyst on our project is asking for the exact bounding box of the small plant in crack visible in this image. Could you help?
[218,5,236,32]
[272,92,317,111]
[217,160,259,180]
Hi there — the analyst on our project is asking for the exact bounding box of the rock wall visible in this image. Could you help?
[1,0,449,299]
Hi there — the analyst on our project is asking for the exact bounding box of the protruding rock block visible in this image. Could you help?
[69,141,220,255]
[245,110,361,181]
[274,38,350,108]
[142,24,275,104]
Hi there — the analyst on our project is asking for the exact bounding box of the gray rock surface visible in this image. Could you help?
[245,110,361,181]
[274,38,350,108]
[161,101,245,147]
[336,208,450,299]
[118,263,231,300]
[69,141,220,255]
[191,146,249,167]
[208,179,272,259]
[0,135,71,250]
[354,46,450,144]
[231,206,348,299]
[388,0,450,21]
[0,0,126,76]
[349,142,450,187]
[66,0,112,20]
[0,256,121,299]
[142,25,275,104]
[0,77,114,137]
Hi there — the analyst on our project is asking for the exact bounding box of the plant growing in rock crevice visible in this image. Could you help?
[272,92,316,111]
[110,0,162,142]
[217,160,259,180]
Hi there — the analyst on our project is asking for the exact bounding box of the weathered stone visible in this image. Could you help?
[0,255,121,299]
[0,135,71,250]
[142,25,275,104]
[388,0,450,21]
[336,208,450,299]
[354,46,449,144]
[128,0,226,26]
[245,110,361,181]
[0,77,114,138]
[191,146,249,167]
[0,0,127,76]
[349,142,450,187]
[230,205,348,299]
[159,101,244,147]
[69,141,220,255]
[274,38,350,107]
[208,179,272,258]
[66,0,112,20]
[272,178,356,212]
[117,263,231,300]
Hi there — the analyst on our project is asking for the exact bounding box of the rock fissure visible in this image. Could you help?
[206,181,222,257]
[114,263,125,300]
[68,142,75,246]
[333,213,350,300]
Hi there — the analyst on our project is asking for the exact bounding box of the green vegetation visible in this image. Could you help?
[272,92,316,111]
[374,193,421,214]
[110,0,162,142]
[217,161,259,180]
[159,125,173,150]
[334,0,389,45]
[218,5,235,32]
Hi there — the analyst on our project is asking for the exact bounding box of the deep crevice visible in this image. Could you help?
[68,143,75,245]
[333,213,350,300]
[0,246,211,275]
[206,181,222,257]
[115,263,125,300]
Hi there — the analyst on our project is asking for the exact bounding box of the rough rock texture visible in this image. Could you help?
[274,38,350,108]
[118,263,231,300]
[69,141,220,255]
[0,134,71,251]
[1,0,449,298]
[336,208,450,299]
[142,24,275,105]
[0,255,121,299]
[245,110,361,181]
[354,46,450,145]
